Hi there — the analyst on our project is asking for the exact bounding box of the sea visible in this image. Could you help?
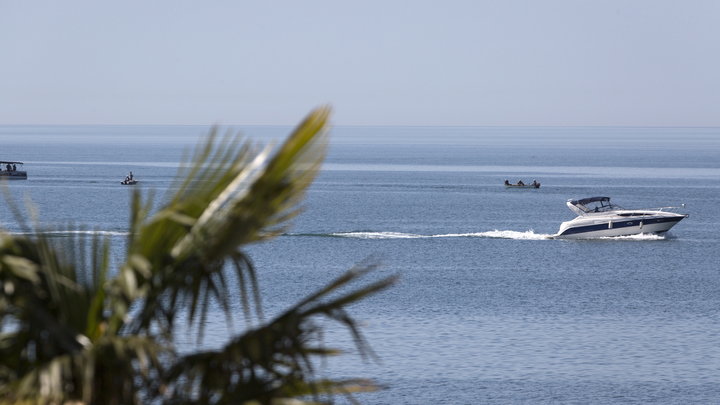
[1,125,719,404]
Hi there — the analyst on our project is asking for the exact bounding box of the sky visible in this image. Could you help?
[1,1,719,126]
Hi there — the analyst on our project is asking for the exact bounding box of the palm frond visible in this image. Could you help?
[165,263,397,405]
[119,107,331,340]
[0,228,119,404]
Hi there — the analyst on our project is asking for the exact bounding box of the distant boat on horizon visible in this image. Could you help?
[504,179,539,188]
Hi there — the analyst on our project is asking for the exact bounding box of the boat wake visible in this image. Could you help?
[7,229,665,241]
[287,230,669,241]
[288,230,553,240]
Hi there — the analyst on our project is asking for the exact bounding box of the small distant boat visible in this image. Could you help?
[121,171,137,185]
[0,161,27,180]
[504,179,540,188]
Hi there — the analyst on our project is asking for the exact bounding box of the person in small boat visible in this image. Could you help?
[517,180,524,186]
[532,179,537,186]
[129,172,133,180]
[504,179,510,185]
[5,164,10,171]
[12,164,16,171]
[125,175,130,183]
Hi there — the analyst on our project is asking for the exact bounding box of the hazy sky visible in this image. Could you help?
[1,1,718,126]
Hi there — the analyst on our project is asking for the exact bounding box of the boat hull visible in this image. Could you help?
[0,171,27,180]
[505,184,540,188]
[121,180,138,185]
[553,214,687,239]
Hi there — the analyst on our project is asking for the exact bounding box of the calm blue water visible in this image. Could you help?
[1,125,720,404]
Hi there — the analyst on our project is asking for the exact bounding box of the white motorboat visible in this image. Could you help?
[552,196,688,239]
[0,161,27,180]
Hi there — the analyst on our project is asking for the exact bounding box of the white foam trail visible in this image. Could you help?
[331,230,553,240]
[332,231,424,239]
[459,230,553,240]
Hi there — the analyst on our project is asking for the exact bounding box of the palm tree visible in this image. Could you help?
[0,107,396,404]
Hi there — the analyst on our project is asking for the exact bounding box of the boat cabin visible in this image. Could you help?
[567,196,622,215]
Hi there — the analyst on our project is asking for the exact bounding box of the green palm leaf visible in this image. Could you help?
[119,107,331,342]
[0,228,154,404]
[166,263,397,405]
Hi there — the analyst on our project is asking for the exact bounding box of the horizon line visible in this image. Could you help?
[1,123,720,129]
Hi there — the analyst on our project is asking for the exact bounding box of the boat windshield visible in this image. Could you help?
[570,197,624,213]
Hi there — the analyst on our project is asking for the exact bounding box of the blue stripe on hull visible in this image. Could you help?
[559,217,684,237]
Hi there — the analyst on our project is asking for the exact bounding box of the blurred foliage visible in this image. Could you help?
[0,107,396,404]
